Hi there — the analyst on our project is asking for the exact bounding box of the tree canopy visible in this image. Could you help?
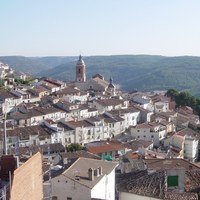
[166,89,200,115]
[66,143,85,152]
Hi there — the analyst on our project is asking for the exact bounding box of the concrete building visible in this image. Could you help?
[51,157,118,200]
[130,123,166,147]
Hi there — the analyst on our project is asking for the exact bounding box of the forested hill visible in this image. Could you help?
[1,55,200,96]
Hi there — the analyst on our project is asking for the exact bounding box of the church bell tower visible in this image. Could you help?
[75,55,86,82]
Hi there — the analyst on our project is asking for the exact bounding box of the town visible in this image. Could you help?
[0,55,200,200]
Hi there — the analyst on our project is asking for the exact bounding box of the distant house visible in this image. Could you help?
[151,94,171,113]
[164,128,199,161]
[8,106,63,126]
[91,99,129,113]
[52,86,89,104]
[130,122,166,147]
[0,89,22,112]
[0,125,52,149]
[85,140,126,160]
[64,118,109,145]
[105,107,140,129]
[132,105,153,123]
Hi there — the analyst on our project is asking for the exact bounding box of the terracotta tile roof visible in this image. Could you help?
[106,107,140,116]
[151,94,170,103]
[135,123,151,129]
[44,78,64,87]
[60,150,101,160]
[129,139,153,149]
[92,77,108,88]
[145,159,200,170]
[94,99,125,107]
[8,106,61,120]
[0,89,18,99]
[86,141,125,154]
[54,87,81,95]
[0,125,51,140]
[176,128,199,138]
[66,120,93,128]
[34,106,61,115]
[117,169,200,200]
[28,85,49,94]
[10,143,65,155]
[117,170,166,199]
[99,114,124,123]
[132,105,151,113]
[165,192,198,200]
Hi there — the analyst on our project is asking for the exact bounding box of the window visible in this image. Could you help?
[88,130,91,135]
[8,138,12,143]
[132,116,135,120]
[137,136,140,138]
[78,68,81,73]
[167,176,178,187]
[67,198,72,200]
[52,197,58,200]
[151,135,154,138]
[137,130,140,132]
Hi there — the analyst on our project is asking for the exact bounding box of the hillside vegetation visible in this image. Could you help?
[1,55,200,96]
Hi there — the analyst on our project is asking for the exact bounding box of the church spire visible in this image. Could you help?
[107,75,116,96]
[75,54,86,82]
[108,76,115,88]
[109,76,113,85]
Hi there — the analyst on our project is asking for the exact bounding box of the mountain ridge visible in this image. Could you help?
[1,55,200,96]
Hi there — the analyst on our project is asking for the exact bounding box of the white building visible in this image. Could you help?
[184,135,199,162]
[64,118,110,145]
[132,93,152,110]
[91,99,129,114]
[51,157,118,200]
[53,87,89,104]
[105,107,140,130]
[130,123,166,147]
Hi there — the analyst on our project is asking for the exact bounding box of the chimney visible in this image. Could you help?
[88,168,94,181]
[94,168,99,177]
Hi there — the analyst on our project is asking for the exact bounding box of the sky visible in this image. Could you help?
[1,0,200,57]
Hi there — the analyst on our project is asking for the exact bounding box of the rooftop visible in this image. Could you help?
[62,157,117,189]
[145,159,200,170]
[86,140,125,154]
[94,99,125,107]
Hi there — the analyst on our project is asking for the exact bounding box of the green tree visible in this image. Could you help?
[66,143,85,152]
[165,89,179,101]
[176,91,190,107]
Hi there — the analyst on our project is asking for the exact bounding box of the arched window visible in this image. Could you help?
[78,68,81,73]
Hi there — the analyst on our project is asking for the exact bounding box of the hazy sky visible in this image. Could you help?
[1,0,200,56]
